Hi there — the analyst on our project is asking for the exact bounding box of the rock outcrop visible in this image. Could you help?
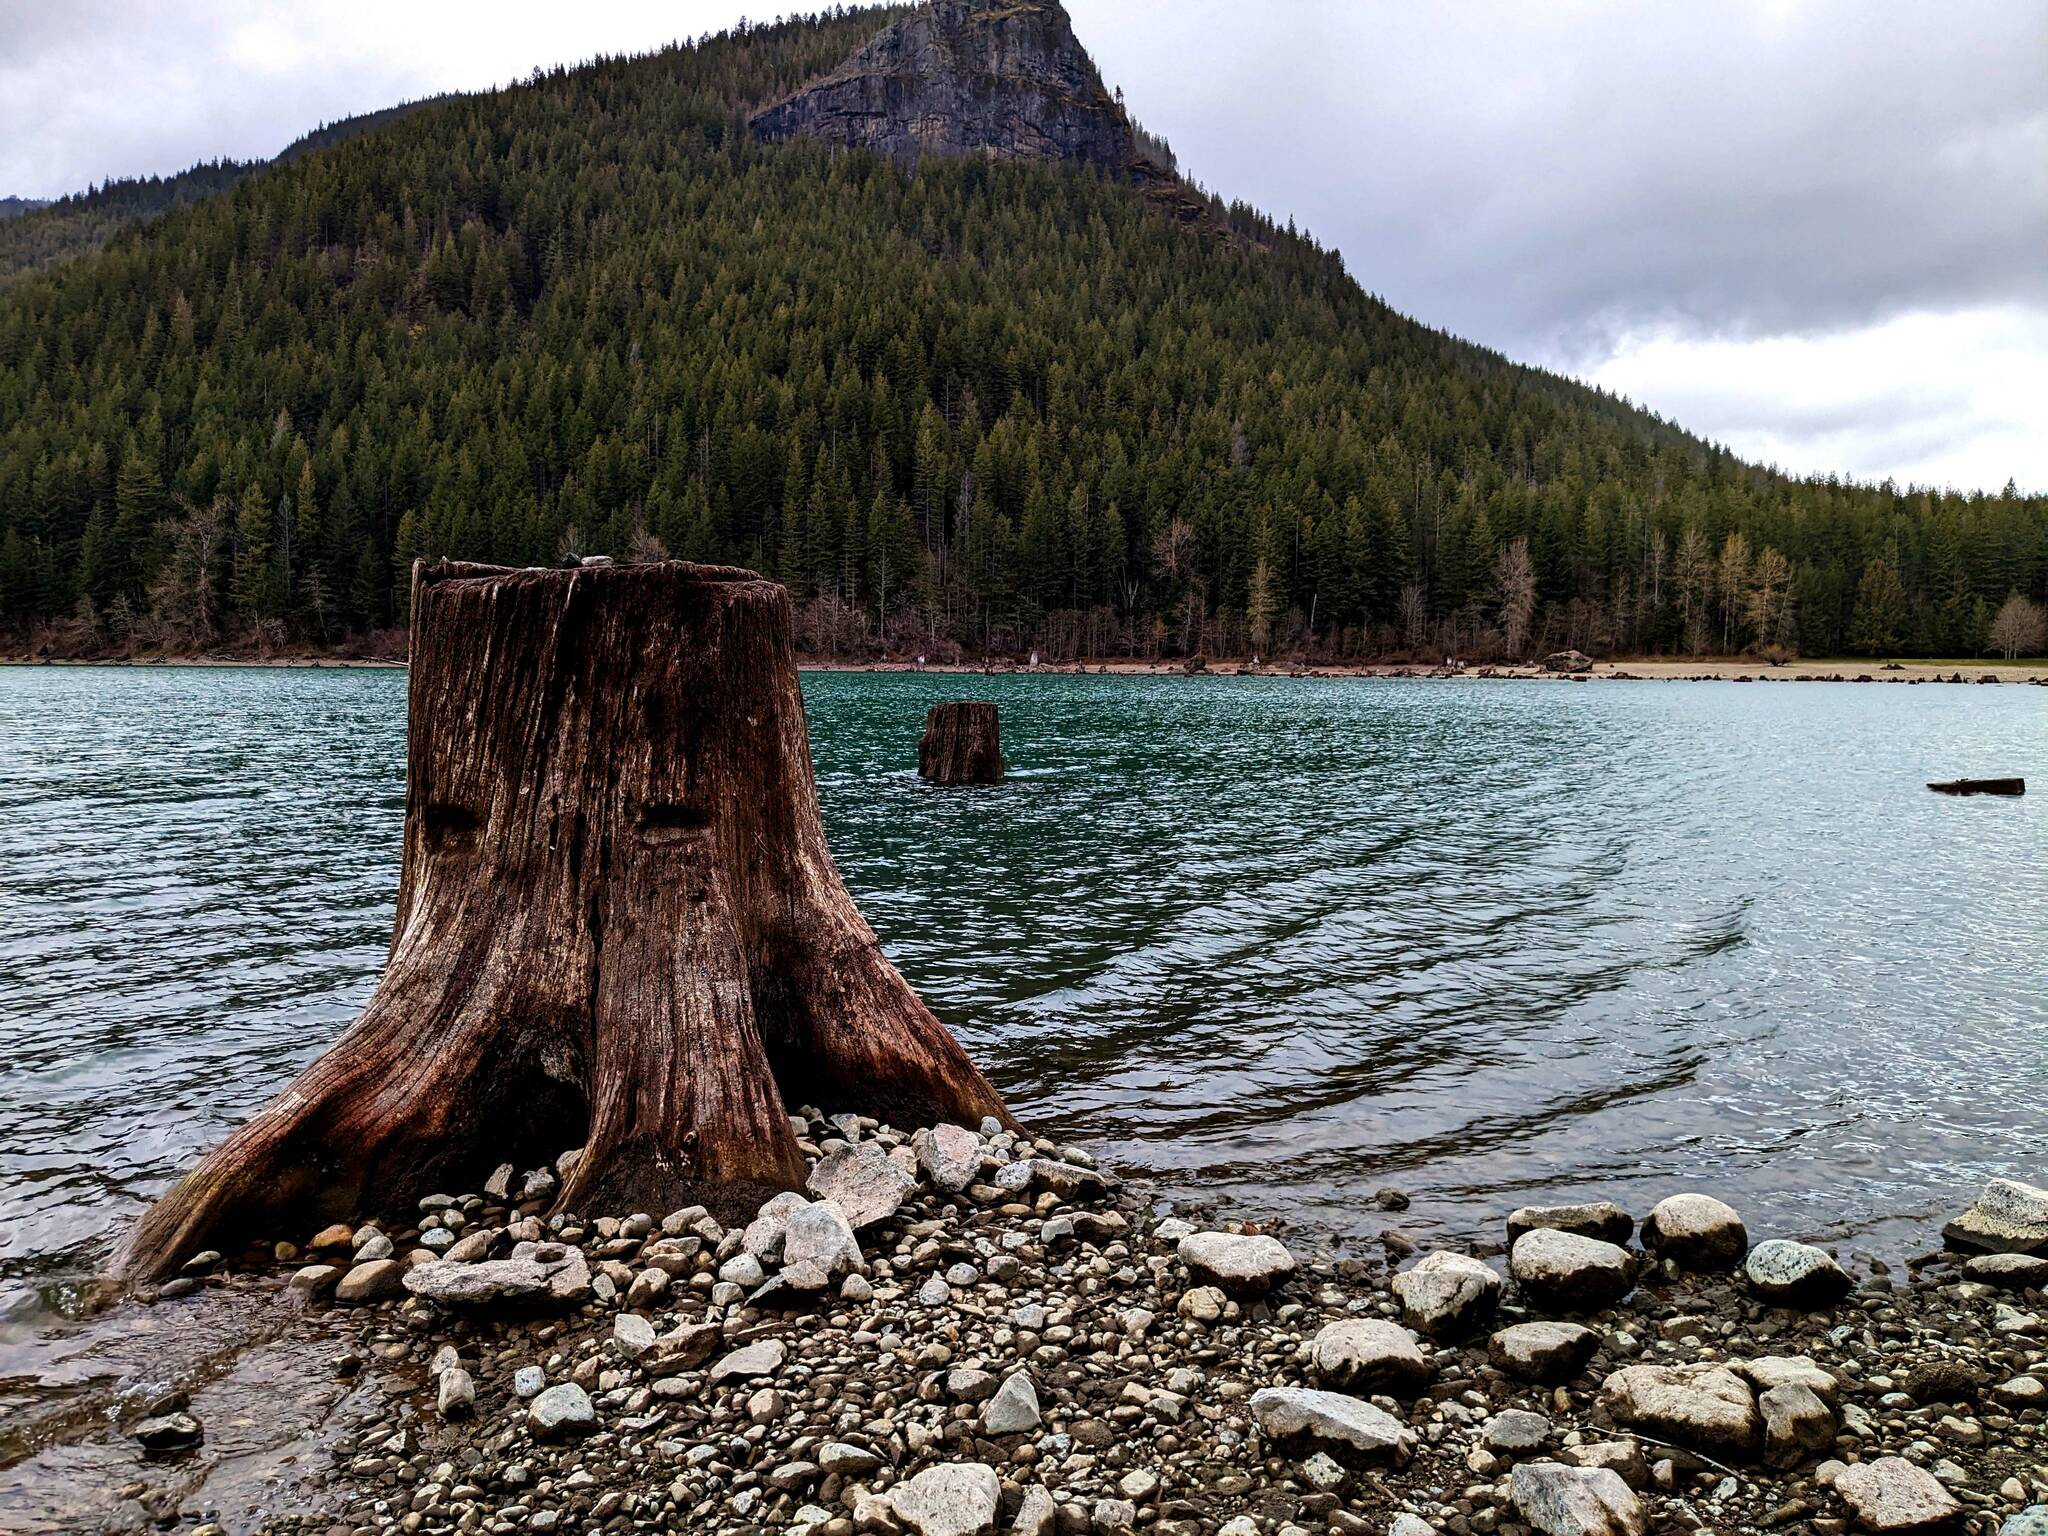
[750,0,1146,178]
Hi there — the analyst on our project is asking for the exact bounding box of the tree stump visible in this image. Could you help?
[918,701,1004,785]
[120,560,1012,1281]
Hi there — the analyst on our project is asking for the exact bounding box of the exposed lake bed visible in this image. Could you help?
[1,666,2043,1532]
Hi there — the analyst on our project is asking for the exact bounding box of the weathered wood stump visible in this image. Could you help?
[120,560,1012,1280]
[918,701,1004,785]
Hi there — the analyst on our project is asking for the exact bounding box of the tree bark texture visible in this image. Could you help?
[121,560,1012,1280]
[918,701,1004,785]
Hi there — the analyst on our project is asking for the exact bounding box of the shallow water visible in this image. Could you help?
[2,665,2044,1319]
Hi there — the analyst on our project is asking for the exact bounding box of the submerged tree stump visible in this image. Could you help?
[918,701,1003,785]
[121,560,1012,1280]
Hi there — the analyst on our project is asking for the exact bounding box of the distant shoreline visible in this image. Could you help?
[4,653,2046,684]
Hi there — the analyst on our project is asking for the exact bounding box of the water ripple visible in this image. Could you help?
[2,666,2044,1313]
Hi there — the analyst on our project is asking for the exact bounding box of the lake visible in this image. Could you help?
[1,665,2043,1320]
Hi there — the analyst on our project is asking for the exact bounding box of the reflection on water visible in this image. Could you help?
[2,666,2044,1320]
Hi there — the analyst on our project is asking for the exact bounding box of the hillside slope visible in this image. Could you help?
[0,3,2038,661]
[0,98,439,288]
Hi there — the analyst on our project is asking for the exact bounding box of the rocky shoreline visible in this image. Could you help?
[93,1122,2048,1536]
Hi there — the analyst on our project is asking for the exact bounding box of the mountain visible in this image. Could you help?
[0,3,2039,662]
[0,98,439,287]
[752,0,1152,178]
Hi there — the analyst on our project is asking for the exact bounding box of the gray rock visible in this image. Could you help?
[808,1141,916,1229]
[613,1312,656,1358]
[783,1199,863,1276]
[708,1338,786,1384]
[1825,1455,1964,1531]
[352,1232,394,1262]
[742,1190,812,1262]
[643,1322,721,1376]
[1013,1484,1057,1536]
[334,1258,405,1304]
[527,1382,595,1440]
[1739,1355,1841,1403]
[2001,1508,2048,1536]
[483,1162,514,1200]
[513,1365,546,1398]
[1560,1440,1651,1489]
[1744,1239,1853,1308]
[1967,1251,2048,1288]
[1248,1386,1418,1467]
[133,1412,203,1451]
[1490,1321,1601,1383]
[1177,1231,1296,1298]
[717,1252,766,1288]
[1944,1177,2048,1256]
[914,1123,983,1193]
[819,1441,883,1476]
[1599,1362,1760,1458]
[436,1365,476,1419]
[286,1263,340,1299]
[1389,1518,1436,1536]
[886,1461,1002,1536]
[1641,1193,1748,1270]
[1091,1498,1137,1533]
[1760,1382,1835,1469]
[1507,1201,1634,1246]
[1541,649,1596,674]
[918,1276,953,1306]
[1484,1407,1554,1453]
[947,1368,1000,1403]
[981,1372,1042,1435]
[1512,1460,1645,1536]
[402,1243,590,1309]
[1391,1250,1503,1339]
[1308,1318,1433,1397]
[1510,1228,1634,1312]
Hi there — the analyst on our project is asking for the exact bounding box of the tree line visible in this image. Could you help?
[1,7,2042,662]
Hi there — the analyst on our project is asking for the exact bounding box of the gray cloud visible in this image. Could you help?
[2,1,2042,489]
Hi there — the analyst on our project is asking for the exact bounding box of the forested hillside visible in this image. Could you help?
[0,99,437,288]
[0,6,2041,661]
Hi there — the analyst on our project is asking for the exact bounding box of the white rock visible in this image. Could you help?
[1600,1363,1759,1458]
[914,1123,984,1193]
[887,1461,1002,1536]
[1828,1455,1965,1531]
[527,1382,595,1440]
[981,1372,1042,1435]
[1011,1483,1056,1536]
[708,1338,786,1384]
[436,1366,475,1419]
[1391,1251,1504,1339]
[1308,1318,1433,1396]
[1944,1177,2048,1256]
[1176,1231,1296,1297]
[784,1199,864,1276]
[1248,1386,1417,1467]
[402,1244,590,1308]
[742,1190,812,1262]
[612,1312,656,1358]
[1512,1460,1646,1536]
[808,1142,916,1230]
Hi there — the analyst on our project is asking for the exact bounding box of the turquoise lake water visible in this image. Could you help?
[1,666,2043,1317]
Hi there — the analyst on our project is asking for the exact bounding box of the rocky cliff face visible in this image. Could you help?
[750,0,1142,176]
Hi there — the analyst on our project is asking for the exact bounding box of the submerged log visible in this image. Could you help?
[1927,777,2025,796]
[121,560,1012,1281]
[918,700,1004,785]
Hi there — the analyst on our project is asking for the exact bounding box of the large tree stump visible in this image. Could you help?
[918,701,1004,785]
[120,560,1012,1281]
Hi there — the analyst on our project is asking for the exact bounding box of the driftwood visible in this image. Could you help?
[918,701,1004,785]
[121,559,1011,1280]
[1927,778,2025,796]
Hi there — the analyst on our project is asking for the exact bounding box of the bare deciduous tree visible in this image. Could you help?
[1987,593,2047,660]
[1494,537,1535,659]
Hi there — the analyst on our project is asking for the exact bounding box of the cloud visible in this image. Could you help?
[2,1,2042,491]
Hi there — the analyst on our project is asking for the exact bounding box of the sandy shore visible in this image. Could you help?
[7,653,2044,684]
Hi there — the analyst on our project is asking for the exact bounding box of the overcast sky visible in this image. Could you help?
[3,1,2042,493]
